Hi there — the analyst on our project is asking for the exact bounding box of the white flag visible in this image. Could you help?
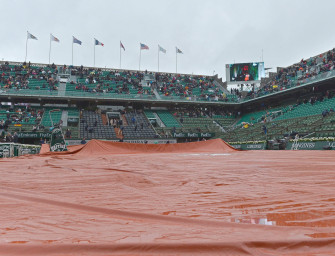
[158,45,166,54]
[176,47,183,54]
[27,31,38,40]
[50,34,60,42]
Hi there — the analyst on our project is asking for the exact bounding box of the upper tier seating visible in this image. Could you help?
[1,62,239,103]
[245,48,335,100]
[66,69,154,100]
[156,73,237,102]
[0,63,58,94]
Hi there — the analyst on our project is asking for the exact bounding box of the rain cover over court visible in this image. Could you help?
[0,139,335,255]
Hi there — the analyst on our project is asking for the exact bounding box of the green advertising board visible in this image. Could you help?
[287,141,335,150]
[0,143,41,158]
[19,145,41,155]
[0,144,13,158]
[230,141,335,150]
[231,143,266,150]
[17,132,51,139]
[50,128,67,152]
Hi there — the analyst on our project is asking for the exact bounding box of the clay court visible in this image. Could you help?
[1,139,335,255]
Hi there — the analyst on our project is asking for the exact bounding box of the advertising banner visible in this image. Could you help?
[17,132,51,139]
[231,143,266,150]
[50,128,67,152]
[173,132,215,138]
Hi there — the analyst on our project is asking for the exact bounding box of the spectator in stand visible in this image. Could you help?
[118,125,124,135]
[262,125,267,135]
[322,109,329,117]
[5,133,13,142]
[65,129,72,139]
[252,48,335,100]
[13,132,19,143]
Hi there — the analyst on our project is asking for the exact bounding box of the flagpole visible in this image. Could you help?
[139,44,141,71]
[25,32,28,62]
[49,34,51,64]
[176,47,177,73]
[94,39,95,68]
[72,38,74,66]
[262,48,264,62]
[158,45,159,72]
[119,42,121,69]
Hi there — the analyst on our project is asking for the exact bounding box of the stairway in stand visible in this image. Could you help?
[114,128,124,139]
[57,82,66,96]
[121,114,128,126]
[101,114,108,125]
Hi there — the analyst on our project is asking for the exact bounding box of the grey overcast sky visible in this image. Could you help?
[1,0,335,82]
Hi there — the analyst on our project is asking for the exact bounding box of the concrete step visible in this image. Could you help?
[61,110,68,126]
[57,82,66,96]
[114,128,124,139]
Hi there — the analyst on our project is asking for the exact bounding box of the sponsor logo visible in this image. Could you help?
[65,139,177,145]
[173,133,214,138]
[50,143,67,152]
[52,128,62,134]
[0,145,11,157]
[292,142,316,150]
[124,140,175,144]
[17,133,51,138]
[50,128,67,152]
[246,144,263,149]
[20,149,30,154]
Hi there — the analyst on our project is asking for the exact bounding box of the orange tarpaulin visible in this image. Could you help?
[0,139,335,255]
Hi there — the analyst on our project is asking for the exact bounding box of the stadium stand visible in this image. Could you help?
[41,108,62,127]
[80,111,117,140]
[245,48,335,100]
[1,61,239,103]
[122,111,157,139]
[156,73,237,102]
[2,46,335,145]
[219,90,335,143]
[0,62,58,93]
[155,110,182,127]
[66,68,156,100]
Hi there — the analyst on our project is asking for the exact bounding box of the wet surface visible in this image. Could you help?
[0,139,335,255]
